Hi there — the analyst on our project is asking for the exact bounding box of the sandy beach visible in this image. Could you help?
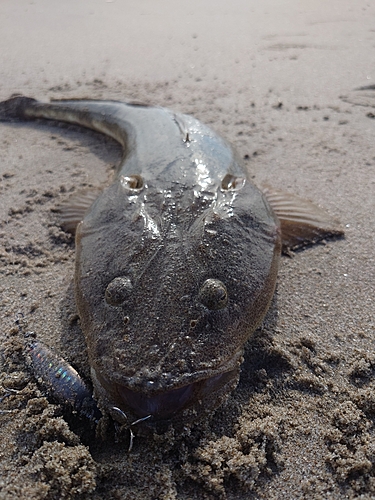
[1,1,375,498]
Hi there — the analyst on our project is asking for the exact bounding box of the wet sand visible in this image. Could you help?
[1,0,375,498]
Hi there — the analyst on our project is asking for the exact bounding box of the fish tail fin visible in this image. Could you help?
[0,95,38,121]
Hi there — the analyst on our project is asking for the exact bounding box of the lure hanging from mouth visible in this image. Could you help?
[28,340,102,423]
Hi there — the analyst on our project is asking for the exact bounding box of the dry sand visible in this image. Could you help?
[0,0,375,498]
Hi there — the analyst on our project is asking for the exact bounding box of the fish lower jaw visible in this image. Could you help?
[91,364,241,426]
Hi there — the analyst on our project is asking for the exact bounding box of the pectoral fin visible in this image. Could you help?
[262,186,344,252]
[58,188,102,234]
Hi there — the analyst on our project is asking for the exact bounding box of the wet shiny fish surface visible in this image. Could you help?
[0,96,342,431]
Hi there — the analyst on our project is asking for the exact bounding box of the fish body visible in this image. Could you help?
[0,96,342,431]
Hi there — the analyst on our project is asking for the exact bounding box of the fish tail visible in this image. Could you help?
[0,95,38,121]
[0,95,128,147]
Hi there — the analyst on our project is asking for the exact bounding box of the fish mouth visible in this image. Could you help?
[115,369,238,420]
[93,367,239,423]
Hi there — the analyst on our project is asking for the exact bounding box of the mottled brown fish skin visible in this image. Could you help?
[2,95,339,433]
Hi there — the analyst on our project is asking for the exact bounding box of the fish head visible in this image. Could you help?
[74,177,281,430]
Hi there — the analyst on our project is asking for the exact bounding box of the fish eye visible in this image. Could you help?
[120,174,144,191]
[105,277,132,306]
[221,174,246,191]
[198,279,228,310]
